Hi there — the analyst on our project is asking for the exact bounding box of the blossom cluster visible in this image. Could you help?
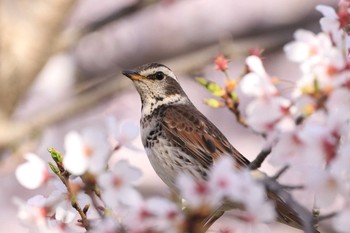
[208,2,350,232]
[15,123,274,233]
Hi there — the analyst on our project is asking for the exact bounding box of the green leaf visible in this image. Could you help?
[48,162,60,175]
[204,98,224,108]
[195,77,209,86]
[207,82,225,97]
[48,148,63,163]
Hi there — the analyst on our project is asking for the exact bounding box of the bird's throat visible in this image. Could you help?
[141,94,188,117]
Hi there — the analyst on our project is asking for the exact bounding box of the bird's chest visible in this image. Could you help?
[140,115,206,189]
[141,116,177,187]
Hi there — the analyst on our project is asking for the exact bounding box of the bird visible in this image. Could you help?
[122,63,318,232]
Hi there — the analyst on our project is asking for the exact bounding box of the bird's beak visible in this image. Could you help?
[122,70,144,81]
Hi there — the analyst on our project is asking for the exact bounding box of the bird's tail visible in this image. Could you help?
[266,180,320,233]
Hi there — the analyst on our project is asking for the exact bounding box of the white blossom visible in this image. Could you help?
[63,129,110,175]
[240,56,278,97]
[98,160,142,208]
[106,115,139,150]
[16,153,49,189]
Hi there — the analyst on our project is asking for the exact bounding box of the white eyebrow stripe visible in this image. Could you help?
[139,66,177,80]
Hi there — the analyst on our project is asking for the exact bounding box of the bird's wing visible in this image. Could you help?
[161,104,250,169]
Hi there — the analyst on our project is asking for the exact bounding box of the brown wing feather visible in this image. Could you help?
[161,104,250,168]
[161,105,319,232]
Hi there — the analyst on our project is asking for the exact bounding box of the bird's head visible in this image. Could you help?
[122,63,190,116]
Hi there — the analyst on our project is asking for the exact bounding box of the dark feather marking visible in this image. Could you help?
[202,135,216,153]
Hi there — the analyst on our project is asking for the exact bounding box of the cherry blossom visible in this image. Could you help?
[240,55,278,97]
[90,217,121,233]
[14,195,49,228]
[16,153,50,189]
[123,197,184,233]
[98,160,142,208]
[214,54,229,71]
[55,203,76,224]
[326,88,350,126]
[245,96,292,134]
[51,180,91,224]
[63,129,110,175]
[177,156,275,229]
[284,20,348,97]
[303,167,341,207]
[239,56,294,134]
[269,119,338,167]
[105,115,139,150]
[208,156,239,204]
[333,204,350,233]
[177,172,214,208]
[14,194,74,233]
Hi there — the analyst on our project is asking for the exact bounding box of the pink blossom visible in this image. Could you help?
[124,197,184,233]
[333,205,350,233]
[90,218,120,233]
[214,54,229,71]
[270,106,344,168]
[240,55,278,97]
[177,172,214,208]
[63,130,110,175]
[245,96,292,134]
[326,88,350,126]
[98,160,142,208]
[14,195,48,227]
[105,116,139,150]
[177,156,275,228]
[47,179,91,226]
[15,153,50,189]
[304,167,340,207]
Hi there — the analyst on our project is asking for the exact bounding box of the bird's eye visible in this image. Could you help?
[155,72,164,80]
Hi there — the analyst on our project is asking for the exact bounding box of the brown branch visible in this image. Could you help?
[87,190,105,218]
[55,168,90,230]
[224,96,248,128]
[272,165,289,180]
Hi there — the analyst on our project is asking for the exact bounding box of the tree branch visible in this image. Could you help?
[249,147,272,170]
[0,0,76,117]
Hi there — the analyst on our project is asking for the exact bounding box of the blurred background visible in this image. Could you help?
[0,0,336,232]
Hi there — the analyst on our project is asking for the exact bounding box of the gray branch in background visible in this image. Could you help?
[0,0,76,118]
[0,26,298,152]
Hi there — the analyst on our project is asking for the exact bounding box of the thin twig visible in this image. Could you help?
[224,97,248,128]
[87,190,105,218]
[249,147,272,170]
[272,165,289,180]
[280,185,305,190]
[57,173,90,230]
